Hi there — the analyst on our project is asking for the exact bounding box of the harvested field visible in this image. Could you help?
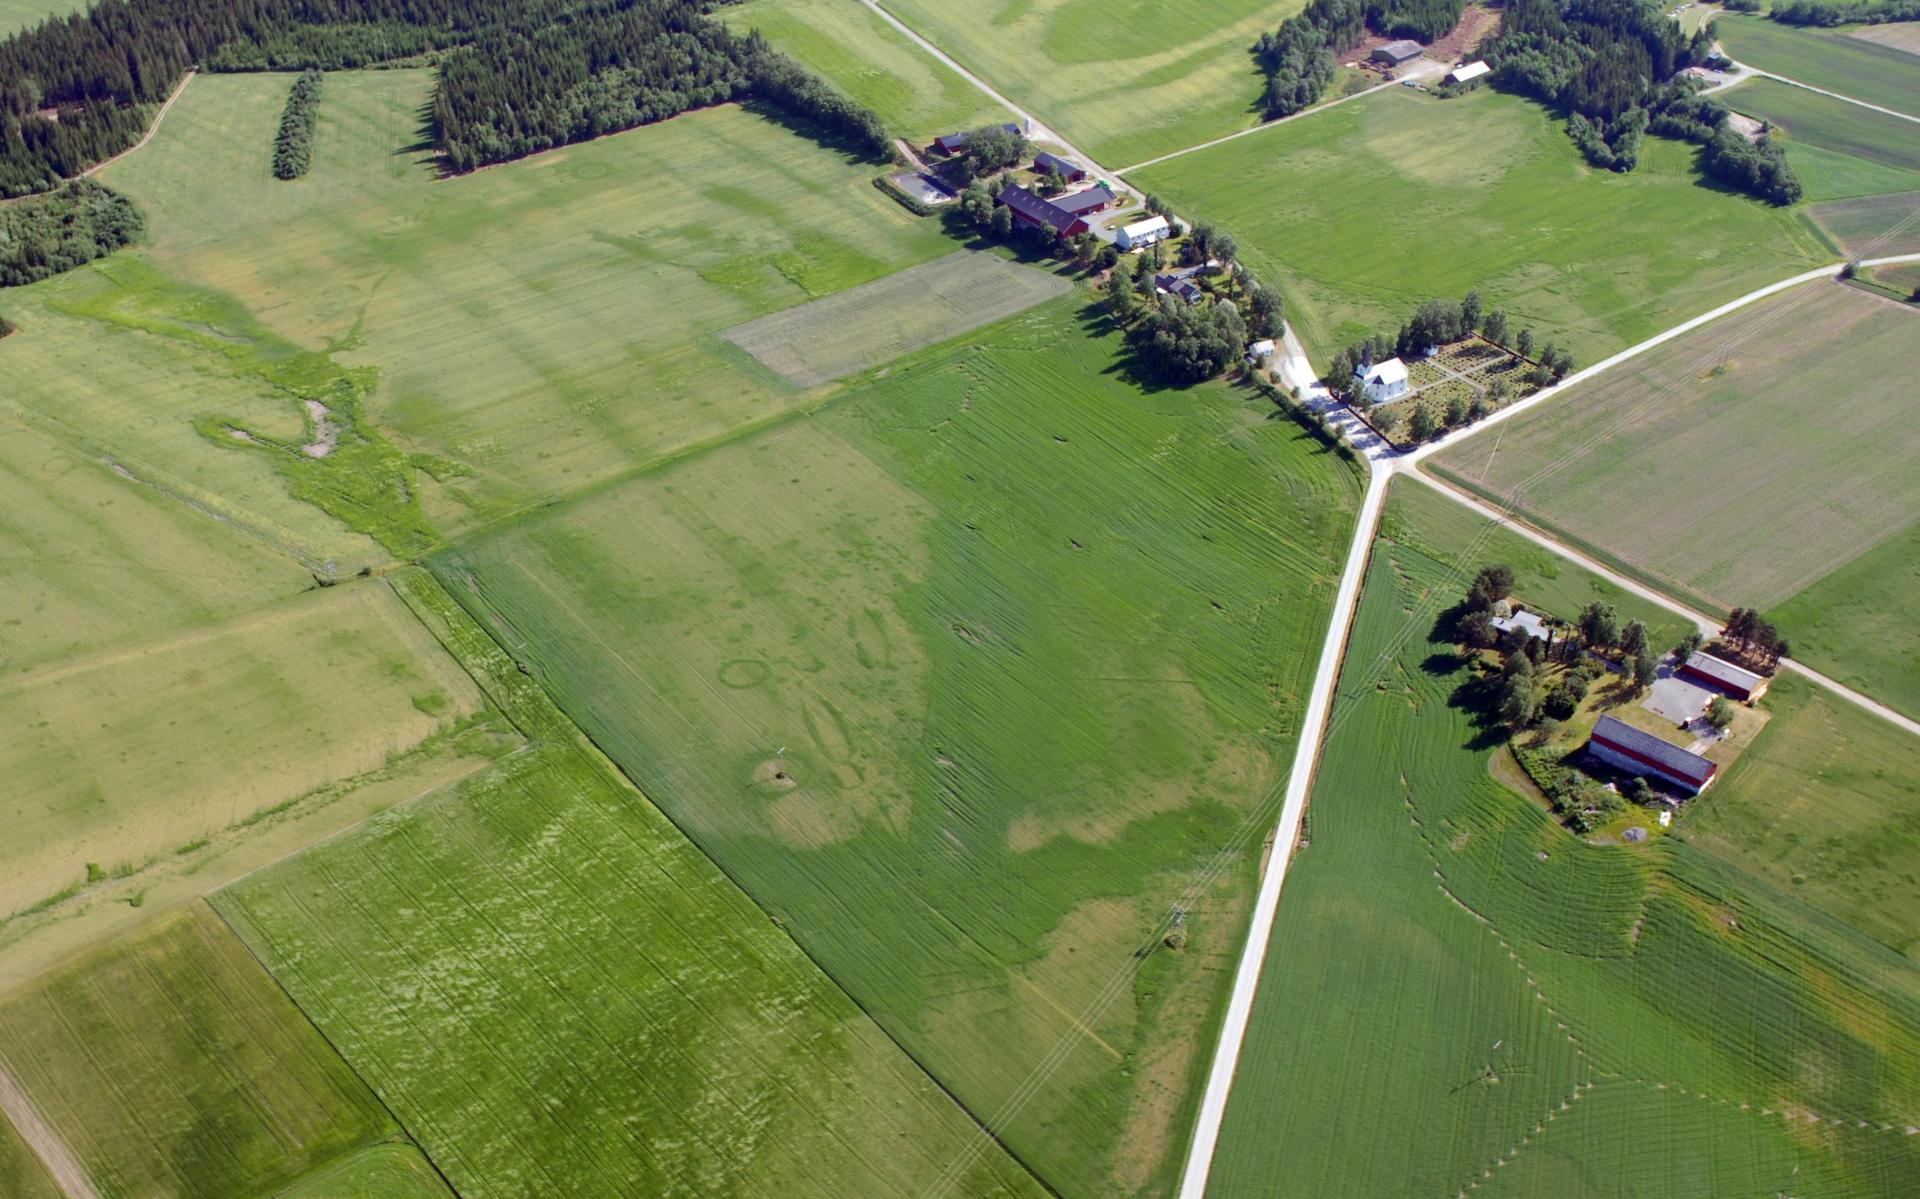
[1132,87,1828,363]
[436,299,1363,1196]
[1808,189,1920,256]
[1205,477,1920,1196]
[218,570,1046,1199]
[1714,15,1920,119]
[0,905,397,1199]
[1432,279,1920,613]
[721,250,1070,386]
[1847,21,1920,56]
[0,581,484,920]
[1723,78,1920,201]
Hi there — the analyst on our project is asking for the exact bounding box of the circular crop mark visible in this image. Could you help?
[718,658,771,689]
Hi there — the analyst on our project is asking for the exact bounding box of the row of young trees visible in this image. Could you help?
[271,68,321,179]
[0,179,144,286]
[1720,607,1789,667]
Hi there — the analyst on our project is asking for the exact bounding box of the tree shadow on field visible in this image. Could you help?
[397,99,440,177]
[1078,302,1182,394]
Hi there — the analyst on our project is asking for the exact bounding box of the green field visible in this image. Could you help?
[1431,280,1920,716]
[0,0,79,34]
[0,581,484,920]
[218,569,1045,1199]
[275,1143,456,1198]
[1205,478,1920,1196]
[1725,78,1920,202]
[1131,87,1830,364]
[1808,188,1920,255]
[0,905,399,1199]
[435,297,1363,1195]
[37,71,961,544]
[1715,14,1920,118]
[884,0,1292,167]
[1680,673,1920,960]
[719,0,1012,137]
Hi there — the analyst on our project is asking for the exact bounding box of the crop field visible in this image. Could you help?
[1808,189,1920,256]
[720,249,1070,386]
[884,0,1293,167]
[276,1143,455,1198]
[1205,478,1920,1196]
[54,72,958,541]
[1430,278,1918,591]
[1714,15,1920,118]
[0,581,484,920]
[719,0,1011,137]
[1768,516,1920,723]
[0,905,398,1199]
[434,298,1363,1195]
[1679,673,1920,961]
[217,569,1045,1199]
[1723,78,1920,202]
[1849,20,1920,55]
[0,0,76,34]
[1131,88,1830,364]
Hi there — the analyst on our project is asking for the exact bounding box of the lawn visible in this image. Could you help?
[1131,87,1832,365]
[55,71,958,543]
[1204,477,1920,1196]
[0,581,484,920]
[1430,279,1920,714]
[1723,77,1920,202]
[1714,14,1920,118]
[434,298,1364,1197]
[883,0,1293,167]
[718,0,1012,137]
[217,569,1046,1199]
[0,905,399,1199]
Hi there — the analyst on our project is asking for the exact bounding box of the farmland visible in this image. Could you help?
[1204,478,1920,1196]
[719,0,1011,137]
[1714,15,1920,119]
[1131,87,1830,364]
[276,1144,455,1198]
[1723,78,1920,202]
[0,582,484,922]
[217,569,1046,1199]
[883,0,1291,167]
[0,0,75,34]
[1431,279,1920,711]
[1769,515,1920,720]
[1808,189,1920,256]
[435,297,1363,1195]
[0,905,399,1199]
[51,72,958,541]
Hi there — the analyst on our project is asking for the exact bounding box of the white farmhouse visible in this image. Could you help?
[1116,215,1170,250]
[1354,357,1409,404]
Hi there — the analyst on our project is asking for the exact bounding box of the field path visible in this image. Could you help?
[1737,66,1920,125]
[81,69,196,179]
[0,1059,100,1199]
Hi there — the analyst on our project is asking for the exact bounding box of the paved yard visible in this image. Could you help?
[1644,663,1714,725]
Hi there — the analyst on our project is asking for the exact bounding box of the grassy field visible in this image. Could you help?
[0,1117,60,1199]
[884,0,1292,167]
[719,0,1012,137]
[1714,14,1920,117]
[1724,78,1920,202]
[1131,87,1831,364]
[276,1143,455,1198]
[55,71,958,543]
[0,0,78,33]
[720,249,1070,386]
[1679,673,1920,960]
[0,905,398,1199]
[1431,279,1920,714]
[218,568,1045,1199]
[434,298,1363,1196]
[0,581,484,920]
[1205,478,1920,1196]
[1808,188,1920,256]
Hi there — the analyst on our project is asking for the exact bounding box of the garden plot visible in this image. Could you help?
[720,250,1070,386]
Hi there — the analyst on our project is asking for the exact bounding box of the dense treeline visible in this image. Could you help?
[1770,0,1920,23]
[1482,0,1801,203]
[272,68,321,179]
[0,179,143,285]
[1370,0,1466,41]
[1253,0,1465,118]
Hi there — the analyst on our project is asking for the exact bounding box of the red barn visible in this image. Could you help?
[1033,151,1088,183]
[1587,715,1718,795]
[1678,651,1770,702]
[993,185,1090,236]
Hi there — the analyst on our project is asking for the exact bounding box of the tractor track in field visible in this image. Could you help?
[0,1058,100,1199]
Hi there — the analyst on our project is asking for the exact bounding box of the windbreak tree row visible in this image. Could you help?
[271,68,321,179]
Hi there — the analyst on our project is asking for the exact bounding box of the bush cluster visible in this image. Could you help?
[272,69,323,180]
[0,180,145,287]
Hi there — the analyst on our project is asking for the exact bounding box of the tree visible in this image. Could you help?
[989,204,1013,237]
[1631,646,1658,689]
[1212,231,1238,264]
[1705,695,1735,731]
[1445,393,1469,427]
[1461,288,1483,331]
[1145,194,1166,215]
[1544,671,1589,719]
[1674,630,1703,660]
[1577,601,1618,650]
[1093,244,1119,271]
[1408,404,1438,443]
[1468,563,1516,609]
[1498,655,1539,728]
[1108,273,1139,322]
[1482,307,1509,346]
[1516,327,1536,358]
[959,179,994,227]
[1458,609,1496,649]
[1245,284,1282,339]
[1619,619,1648,660]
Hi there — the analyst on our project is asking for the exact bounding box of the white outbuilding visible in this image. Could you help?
[1354,357,1409,403]
[1116,215,1170,250]
[1446,60,1490,85]
[1245,338,1277,365]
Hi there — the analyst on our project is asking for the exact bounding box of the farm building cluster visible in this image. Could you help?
[1581,647,1772,798]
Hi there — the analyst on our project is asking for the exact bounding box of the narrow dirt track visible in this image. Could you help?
[80,68,196,179]
[0,1059,100,1199]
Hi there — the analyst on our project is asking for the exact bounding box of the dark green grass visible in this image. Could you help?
[1205,478,1920,1196]
[434,298,1364,1196]
[1716,15,1920,118]
[1726,78,1920,189]
[1770,517,1920,720]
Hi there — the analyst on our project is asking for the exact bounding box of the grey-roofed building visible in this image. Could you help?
[1587,715,1718,795]
[993,184,1090,236]
[1678,651,1770,702]
[1372,40,1424,65]
[1032,151,1087,182]
[1051,184,1115,217]
[932,122,1022,156]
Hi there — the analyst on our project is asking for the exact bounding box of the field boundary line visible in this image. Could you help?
[83,69,197,180]
[0,1054,101,1199]
[1736,67,1920,126]
[1112,79,1402,176]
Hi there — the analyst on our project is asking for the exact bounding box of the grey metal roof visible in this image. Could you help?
[995,184,1075,230]
[1034,151,1083,176]
[1051,185,1114,215]
[1682,651,1766,692]
[1590,715,1715,784]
